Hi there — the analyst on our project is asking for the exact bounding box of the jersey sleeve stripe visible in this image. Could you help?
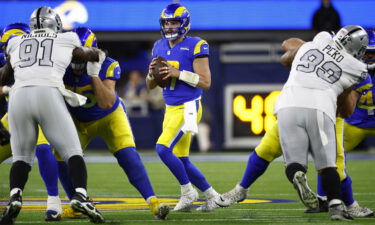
[194,40,207,55]
[106,61,119,78]
[355,83,372,93]
[84,33,96,47]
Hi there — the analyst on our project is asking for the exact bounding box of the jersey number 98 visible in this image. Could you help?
[296,49,342,84]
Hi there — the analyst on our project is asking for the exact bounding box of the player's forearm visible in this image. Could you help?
[91,78,116,109]
[336,88,359,118]
[195,74,211,90]
[72,47,102,62]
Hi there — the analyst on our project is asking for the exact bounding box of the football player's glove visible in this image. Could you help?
[159,3,190,40]
[71,27,98,71]
[0,122,10,146]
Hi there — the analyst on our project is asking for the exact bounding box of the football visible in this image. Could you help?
[151,56,171,88]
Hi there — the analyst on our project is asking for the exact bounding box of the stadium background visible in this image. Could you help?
[1,0,374,151]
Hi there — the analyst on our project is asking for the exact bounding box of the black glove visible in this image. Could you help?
[0,122,10,145]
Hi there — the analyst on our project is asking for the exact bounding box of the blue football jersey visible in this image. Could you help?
[64,57,121,122]
[152,36,209,105]
[345,74,375,128]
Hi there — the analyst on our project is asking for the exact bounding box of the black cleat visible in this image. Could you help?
[304,196,328,213]
[0,191,22,225]
[70,193,104,224]
[45,210,61,222]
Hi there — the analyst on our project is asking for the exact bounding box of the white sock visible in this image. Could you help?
[329,199,342,206]
[10,188,22,197]
[181,183,193,194]
[75,188,87,197]
[47,196,62,213]
[203,187,219,199]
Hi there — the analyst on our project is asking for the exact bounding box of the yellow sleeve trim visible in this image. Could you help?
[194,40,208,55]
[84,33,96,47]
[356,83,372,93]
[106,61,119,78]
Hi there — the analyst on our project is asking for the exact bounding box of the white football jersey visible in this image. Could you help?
[274,32,367,121]
[6,30,81,89]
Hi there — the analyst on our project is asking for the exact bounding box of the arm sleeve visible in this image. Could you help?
[68,32,82,47]
[193,39,209,58]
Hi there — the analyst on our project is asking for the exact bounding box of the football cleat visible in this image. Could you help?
[329,199,353,221]
[45,210,61,222]
[62,205,84,219]
[347,201,374,217]
[148,197,170,220]
[173,187,198,212]
[304,196,328,213]
[70,193,104,224]
[0,191,22,225]
[292,171,318,210]
[215,184,247,207]
[196,193,221,212]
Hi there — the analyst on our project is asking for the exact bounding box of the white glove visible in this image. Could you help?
[86,50,106,77]
[1,86,11,95]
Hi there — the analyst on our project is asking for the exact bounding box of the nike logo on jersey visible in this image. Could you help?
[180,47,189,51]
[322,44,344,63]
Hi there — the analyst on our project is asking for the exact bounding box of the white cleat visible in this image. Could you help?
[329,199,353,221]
[347,201,374,217]
[196,194,220,212]
[292,171,318,210]
[215,184,247,207]
[173,187,199,212]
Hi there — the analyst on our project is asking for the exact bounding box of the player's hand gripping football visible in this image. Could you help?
[160,61,180,80]
[147,58,158,80]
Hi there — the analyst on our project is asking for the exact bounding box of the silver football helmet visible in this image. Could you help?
[29,6,62,33]
[333,25,368,59]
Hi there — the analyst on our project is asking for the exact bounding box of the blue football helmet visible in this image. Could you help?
[72,27,97,48]
[71,27,97,71]
[364,28,375,70]
[0,23,30,49]
[159,3,190,40]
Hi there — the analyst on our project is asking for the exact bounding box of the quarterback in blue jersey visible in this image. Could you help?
[55,27,169,220]
[216,32,374,217]
[0,23,63,221]
[146,3,219,212]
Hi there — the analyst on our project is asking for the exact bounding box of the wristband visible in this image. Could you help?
[179,70,200,87]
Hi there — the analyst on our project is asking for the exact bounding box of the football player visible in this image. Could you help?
[146,3,219,212]
[0,23,63,221]
[0,7,105,224]
[217,29,374,218]
[343,29,375,152]
[53,27,169,220]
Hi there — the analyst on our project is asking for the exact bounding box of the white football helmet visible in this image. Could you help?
[29,6,62,33]
[333,25,368,59]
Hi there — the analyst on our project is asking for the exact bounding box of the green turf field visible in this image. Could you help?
[0,153,374,224]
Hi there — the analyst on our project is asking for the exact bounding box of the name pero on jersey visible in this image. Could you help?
[275,31,367,122]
